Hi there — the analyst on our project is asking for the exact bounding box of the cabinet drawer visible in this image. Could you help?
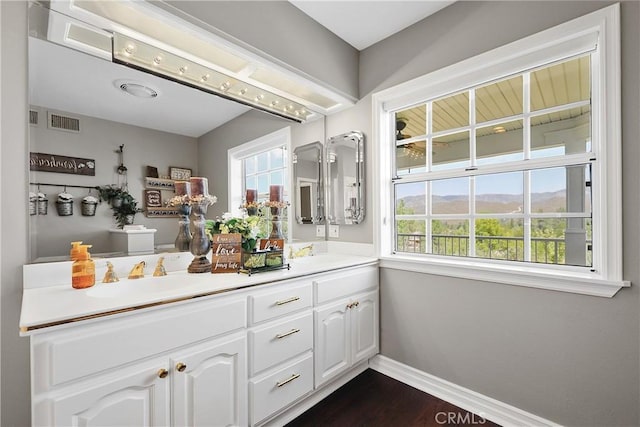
[250,354,313,425]
[249,312,313,375]
[32,296,246,392]
[314,266,378,304]
[250,282,312,324]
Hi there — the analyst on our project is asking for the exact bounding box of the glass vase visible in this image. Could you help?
[188,202,211,273]
[175,219,192,251]
[269,207,283,239]
[174,204,192,251]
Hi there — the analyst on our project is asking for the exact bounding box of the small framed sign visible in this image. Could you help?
[259,239,284,251]
[170,167,192,181]
[144,189,162,207]
[211,233,242,273]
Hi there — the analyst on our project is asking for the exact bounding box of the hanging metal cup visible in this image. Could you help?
[56,201,73,216]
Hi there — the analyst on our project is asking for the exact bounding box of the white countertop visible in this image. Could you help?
[19,253,378,335]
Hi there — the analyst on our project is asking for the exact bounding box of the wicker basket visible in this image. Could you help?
[56,201,73,216]
[81,200,97,216]
[37,199,48,215]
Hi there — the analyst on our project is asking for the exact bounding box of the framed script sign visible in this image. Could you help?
[170,167,192,181]
[211,233,242,273]
[30,152,95,176]
[144,189,162,207]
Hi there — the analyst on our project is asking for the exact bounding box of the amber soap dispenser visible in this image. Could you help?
[72,244,95,289]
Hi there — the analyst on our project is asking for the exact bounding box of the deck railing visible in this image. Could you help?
[397,233,592,265]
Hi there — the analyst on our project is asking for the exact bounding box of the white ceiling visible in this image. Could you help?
[289,1,455,50]
[29,37,251,138]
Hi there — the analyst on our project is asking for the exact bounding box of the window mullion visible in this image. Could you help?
[469,176,476,258]
[523,170,532,262]
[469,89,477,167]
[523,72,532,160]
[426,181,432,254]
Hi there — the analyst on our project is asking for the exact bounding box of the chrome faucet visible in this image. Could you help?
[128,261,146,279]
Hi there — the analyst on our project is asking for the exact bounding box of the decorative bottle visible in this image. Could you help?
[72,244,95,289]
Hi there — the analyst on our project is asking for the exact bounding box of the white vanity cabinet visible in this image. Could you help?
[248,280,315,425]
[25,257,379,427]
[313,266,379,388]
[30,295,247,427]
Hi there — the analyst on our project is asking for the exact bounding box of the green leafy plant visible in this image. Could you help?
[111,192,143,228]
[206,213,266,252]
[96,185,125,204]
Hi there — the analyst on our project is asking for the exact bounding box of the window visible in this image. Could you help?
[394,55,592,267]
[373,5,627,297]
[228,127,292,240]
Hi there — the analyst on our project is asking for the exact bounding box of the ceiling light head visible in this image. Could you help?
[493,126,506,133]
[117,81,158,99]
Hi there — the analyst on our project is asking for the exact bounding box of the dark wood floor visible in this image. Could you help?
[286,369,500,427]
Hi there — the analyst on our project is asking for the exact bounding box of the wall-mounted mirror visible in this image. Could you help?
[27,2,319,262]
[326,131,365,225]
[293,142,324,225]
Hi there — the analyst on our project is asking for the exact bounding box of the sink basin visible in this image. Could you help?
[85,276,169,298]
[85,284,146,299]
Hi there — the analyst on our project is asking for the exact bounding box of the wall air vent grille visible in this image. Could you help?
[29,110,39,125]
[48,112,80,133]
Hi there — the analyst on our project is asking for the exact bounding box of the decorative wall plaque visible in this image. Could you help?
[30,152,95,176]
[144,189,162,207]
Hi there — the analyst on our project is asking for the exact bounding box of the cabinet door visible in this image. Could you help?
[47,359,170,427]
[351,290,379,365]
[314,299,350,387]
[172,333,247,427]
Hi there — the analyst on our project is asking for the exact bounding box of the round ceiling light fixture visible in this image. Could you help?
[116,81,159,99]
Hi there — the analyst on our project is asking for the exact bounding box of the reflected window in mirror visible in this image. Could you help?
[228,128,292,241]
[293,142,324,225]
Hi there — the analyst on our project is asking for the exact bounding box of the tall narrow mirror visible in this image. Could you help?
[327,131,365,225]
[293,142,324,224]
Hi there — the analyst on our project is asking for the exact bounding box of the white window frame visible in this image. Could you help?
[227,127,293,242]
[372,4,629,297]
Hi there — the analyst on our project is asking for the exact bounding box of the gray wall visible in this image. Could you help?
[1,2,30,425]
[364,1,639,425]
[29,108,198,259]
[162,0,359,101]
[2,1,639,426]
[197,109,326,243]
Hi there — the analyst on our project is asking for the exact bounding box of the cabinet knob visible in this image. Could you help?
[176,362,187,372]
[157,368,169,379]
[354,301,360,307]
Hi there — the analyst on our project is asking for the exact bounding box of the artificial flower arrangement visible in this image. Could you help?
[205,213,266,252]
[167,194,217,207]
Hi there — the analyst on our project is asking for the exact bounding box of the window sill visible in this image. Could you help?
[379,254,630,298]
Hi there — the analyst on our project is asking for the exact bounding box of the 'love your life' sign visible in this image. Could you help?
[211,233,242,273]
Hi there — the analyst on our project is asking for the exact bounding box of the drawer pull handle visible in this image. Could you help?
[157,369,169,379]
[176,362,187,372]
[275,296,300,306]
[276,373,300,388]
[346,302,354,309]
[276,328,301,339]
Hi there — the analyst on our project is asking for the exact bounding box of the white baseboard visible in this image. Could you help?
[261,361,368,427]
[369,355,560,427]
